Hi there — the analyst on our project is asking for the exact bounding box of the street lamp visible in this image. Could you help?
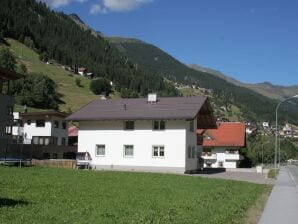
[275,95,298,174]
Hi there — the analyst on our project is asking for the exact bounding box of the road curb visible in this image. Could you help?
[287,169,298,192]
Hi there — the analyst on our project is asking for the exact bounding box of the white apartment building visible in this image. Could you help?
[67,95,216,173]
[13,111,69,146]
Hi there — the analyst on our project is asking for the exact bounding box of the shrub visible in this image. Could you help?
[90,78,111,96]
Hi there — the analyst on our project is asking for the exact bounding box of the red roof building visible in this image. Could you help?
[198,122,246,147]
[198,122,246,169]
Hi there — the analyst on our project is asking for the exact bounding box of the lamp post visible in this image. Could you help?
[275,95,298,175]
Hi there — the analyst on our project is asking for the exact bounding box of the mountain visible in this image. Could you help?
[68,13,103,38]
[107,36,298,124]
[189,64,298,100]
[0,0,177,98]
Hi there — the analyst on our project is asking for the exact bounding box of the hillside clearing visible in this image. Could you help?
[0,166,271,224]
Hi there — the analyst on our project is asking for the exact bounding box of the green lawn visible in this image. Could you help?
[0,166,270,224]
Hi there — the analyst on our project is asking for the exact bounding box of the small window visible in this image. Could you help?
[33,136,39,145]
[5,125,12,135]
[152,145,165,158]
[124,121,134,130]
[188,146,192,159]
[36,119,45,127]
[27,120,31,125]
[124,145,134,157]
[96,144,106,156]
[61,137,66,145]
[54,120,59,128]
[189,120,194,132]
[153,120,166,130]
[62,122,67,129]
[7,106,13,115]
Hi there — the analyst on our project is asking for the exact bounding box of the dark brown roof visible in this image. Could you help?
[66,96,209,121]
[0,67,23,80]
[21,110,69,118]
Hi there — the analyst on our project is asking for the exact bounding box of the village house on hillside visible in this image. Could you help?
[66,94,217,173]
[13,111,69,146]
[0,68,23,142]
[198,122,246,169]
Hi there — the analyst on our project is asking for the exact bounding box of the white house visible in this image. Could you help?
[13,111,69,146]
[66,95,216,173]
[198,122,245,169]
[0,68,23,142]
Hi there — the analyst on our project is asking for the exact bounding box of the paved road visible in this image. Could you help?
[258,167,298,224]
[193,171,275,185]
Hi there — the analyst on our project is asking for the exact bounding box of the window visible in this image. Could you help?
[124,121,134,130]
[43,153,50,159]
[53,153,58,159]
[7,106,13,115]
[36,119,45,127]
[152,145,165,158]
[188,146,192,159]
[32,136,58,145]
[124,145,134,157]
[95,144,106,156]
[27,120,31,125]
[191,146,196,158]
[61,137,66,146]
[5,125,12,135]
[153,120,166,130]
[189,120,194,132]
[54,120,59,128]
[62,122,67,129]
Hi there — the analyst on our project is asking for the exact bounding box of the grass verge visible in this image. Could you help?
[0,166,271,224]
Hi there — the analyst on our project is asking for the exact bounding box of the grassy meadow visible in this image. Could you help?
[4,38,100,112]
[0,166,271,224]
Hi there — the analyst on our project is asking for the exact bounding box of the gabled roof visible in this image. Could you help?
[66,96,214,123]
[197,122,246,147]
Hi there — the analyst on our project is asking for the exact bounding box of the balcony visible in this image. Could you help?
[201,152,217,160]
[225,152,243,161]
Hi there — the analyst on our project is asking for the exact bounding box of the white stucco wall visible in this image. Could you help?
[23,116,68,145]
[78,119,197,172]
[203,147,239,169]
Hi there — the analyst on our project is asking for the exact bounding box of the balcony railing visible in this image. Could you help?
[201,152,217,160]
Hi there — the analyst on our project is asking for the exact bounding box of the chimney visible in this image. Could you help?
[147,93,157,103]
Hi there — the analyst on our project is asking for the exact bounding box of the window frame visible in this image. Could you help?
[36,119,45,127]
[153,120,166,131]
[123,145,134,158]
[62,122,67,129]
[124,121,135,130]
[152,145,165,158]
[95,144,106,157]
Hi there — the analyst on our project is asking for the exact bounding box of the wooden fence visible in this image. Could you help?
[31,159,77,169]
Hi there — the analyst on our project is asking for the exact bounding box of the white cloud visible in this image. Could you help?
[102,0,153,12]
[40,0,87,8]
[90,4,106,14]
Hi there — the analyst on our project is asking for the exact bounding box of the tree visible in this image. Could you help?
[90,78,112,96]
[0,47,16,71]
[17,63,28,75]
[75,77,82,87]
[13,73,59,109]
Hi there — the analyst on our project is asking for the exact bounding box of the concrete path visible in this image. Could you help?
[193,171,275,185]
[258,167,298,224]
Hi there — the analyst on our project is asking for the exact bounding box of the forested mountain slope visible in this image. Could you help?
[109,37,298,123]
[0,0,177,98]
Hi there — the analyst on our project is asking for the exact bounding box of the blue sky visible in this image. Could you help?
[42,0,298,86]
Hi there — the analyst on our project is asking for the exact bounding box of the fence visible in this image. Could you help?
[31,159,77,169]
[0,138,77,168]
